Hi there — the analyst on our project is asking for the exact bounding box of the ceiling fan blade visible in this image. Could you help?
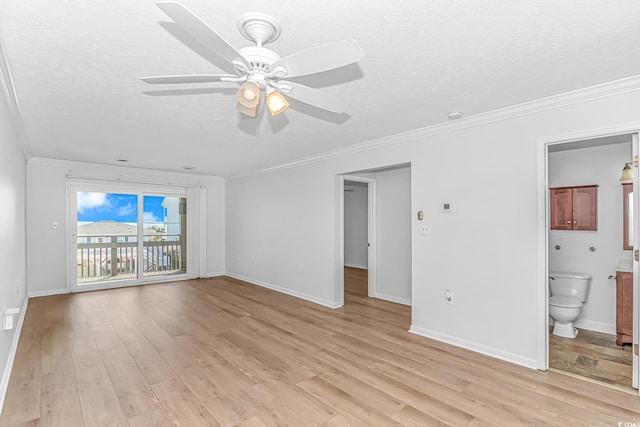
[140,74,237,84]
[155,1,250,68]
[271,40,364,78]
[278,81,349,114]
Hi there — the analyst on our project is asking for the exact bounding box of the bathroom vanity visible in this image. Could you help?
[616,262,633,346]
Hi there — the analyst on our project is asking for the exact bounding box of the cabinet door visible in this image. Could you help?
[617,272,633,345]
[550,187,573,230]
[573,186,597,230]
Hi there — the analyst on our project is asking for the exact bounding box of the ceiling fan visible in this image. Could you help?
[142,2,365,118]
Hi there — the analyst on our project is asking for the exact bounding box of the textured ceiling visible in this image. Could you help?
[2,0,640,177]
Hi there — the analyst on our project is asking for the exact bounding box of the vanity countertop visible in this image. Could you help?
[617,258,633,273]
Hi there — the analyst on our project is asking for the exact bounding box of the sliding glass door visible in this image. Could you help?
[70,185,189,291]
[142,195,187,278]
[75,191,138,287]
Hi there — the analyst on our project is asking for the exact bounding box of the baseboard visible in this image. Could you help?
[201,271,225,278]
[28,288,69,298]
[225,272,341,309]
[344,264,368,270]
[0,297,28,415]
[409,324,538,370]
[375,292,411,306]
[574,318,616,335]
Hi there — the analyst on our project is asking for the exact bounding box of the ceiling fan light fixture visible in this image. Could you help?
[236,81,260,108]
[145,4,365,119]
[236,102,257,117]
[266,89,289,116]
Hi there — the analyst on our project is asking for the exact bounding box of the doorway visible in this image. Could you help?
[338,164,412,307]
[539,128,640,393]
[342,176,375,304]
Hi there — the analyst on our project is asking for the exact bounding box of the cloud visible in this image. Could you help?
[143,211,162,223]
[77,192,109,213]
[117,202,137,217]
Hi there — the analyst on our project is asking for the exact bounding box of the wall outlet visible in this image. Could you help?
[420,225,432,235]
[3,308,20,330]
[445,289,453,304]
[3,314,12,330]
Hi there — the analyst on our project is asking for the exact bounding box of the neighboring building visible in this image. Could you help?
[77,220,166,243]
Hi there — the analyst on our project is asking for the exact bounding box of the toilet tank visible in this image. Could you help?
[549,272,592,302]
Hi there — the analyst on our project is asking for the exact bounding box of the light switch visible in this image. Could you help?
[420,225,432,235]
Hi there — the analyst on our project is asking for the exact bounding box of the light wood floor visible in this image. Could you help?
[2,268,640,426]
[550,327,633,389]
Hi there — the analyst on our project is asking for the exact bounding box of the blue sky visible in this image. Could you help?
[77,192,165,223]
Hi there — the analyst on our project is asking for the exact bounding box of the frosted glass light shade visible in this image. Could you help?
[236,81,260,108]
[236,102,257,117]
[267,90,289,116]
[620,164,633,182]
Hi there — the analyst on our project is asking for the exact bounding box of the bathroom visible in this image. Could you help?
[548,134,634,390]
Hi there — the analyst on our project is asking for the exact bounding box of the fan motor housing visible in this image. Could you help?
[236,47,281,75]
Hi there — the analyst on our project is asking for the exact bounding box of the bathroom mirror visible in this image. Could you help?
[623,183,633,250]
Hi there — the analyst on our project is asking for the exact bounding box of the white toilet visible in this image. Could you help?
[548,272,591,338]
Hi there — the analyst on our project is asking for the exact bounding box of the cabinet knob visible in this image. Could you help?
[574,220,577,224]
[567,220,571,224]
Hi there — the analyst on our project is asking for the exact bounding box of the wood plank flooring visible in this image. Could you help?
[550,327,633,389]
[1,267,640,426]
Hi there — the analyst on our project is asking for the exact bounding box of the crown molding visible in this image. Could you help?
[229,74,640,181]
[28,157,225,183]
[0,34,31,161]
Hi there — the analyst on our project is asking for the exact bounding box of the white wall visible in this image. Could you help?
[375,167,412,304]
[26,160,226,296]
[343,183,368,269]
[226,88,640,368]
[548,142,632,334]
[0,59,27,409]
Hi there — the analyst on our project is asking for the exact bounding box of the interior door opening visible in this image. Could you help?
[339,163,412,309]
[343,179,372,302]
[542,131,639,393]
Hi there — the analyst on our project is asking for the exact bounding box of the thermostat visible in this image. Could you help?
[443,203,455,212]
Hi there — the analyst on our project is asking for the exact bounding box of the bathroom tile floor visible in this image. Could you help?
[549,327,633,389]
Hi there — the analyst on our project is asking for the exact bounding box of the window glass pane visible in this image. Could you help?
[142,195,187,277]
[76,192,138,285]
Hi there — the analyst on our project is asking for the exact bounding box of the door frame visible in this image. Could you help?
[536,122,640,393]
[338,175,377,306]
[67,181,192,292]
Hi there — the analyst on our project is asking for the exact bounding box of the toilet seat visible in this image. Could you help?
[549,296,582,308]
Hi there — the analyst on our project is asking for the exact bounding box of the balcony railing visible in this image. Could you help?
[77,235,184,282]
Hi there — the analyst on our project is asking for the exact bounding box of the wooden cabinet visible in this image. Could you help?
[549,185,598,230]
[616,271,633,346]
